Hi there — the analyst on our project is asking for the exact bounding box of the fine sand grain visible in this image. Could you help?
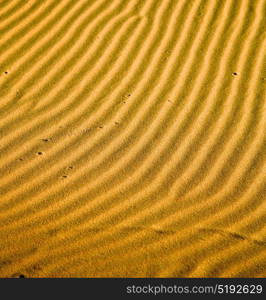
[0,0,265,277]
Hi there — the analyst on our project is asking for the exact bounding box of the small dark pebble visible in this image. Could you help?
[99,126,103,128]
[68,166,73,169]
[37,152,43,155]
[19,274,26,278]
[62,175,68,178]
[4,71,8,74]
[232,72,238,76]
[41,139,49,142]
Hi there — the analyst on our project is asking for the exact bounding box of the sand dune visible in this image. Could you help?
[0,0,265,277]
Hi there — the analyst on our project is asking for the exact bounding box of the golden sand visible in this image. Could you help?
[0,0,265,277]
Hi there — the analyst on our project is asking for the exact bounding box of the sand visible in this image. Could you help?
[0,0,265,278]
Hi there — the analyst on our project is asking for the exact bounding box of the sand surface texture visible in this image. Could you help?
[0,0,265,277]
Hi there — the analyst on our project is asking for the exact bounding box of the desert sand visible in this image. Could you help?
[0,0,265,278]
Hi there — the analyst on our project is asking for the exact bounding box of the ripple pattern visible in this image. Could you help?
[0,0,265,277]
